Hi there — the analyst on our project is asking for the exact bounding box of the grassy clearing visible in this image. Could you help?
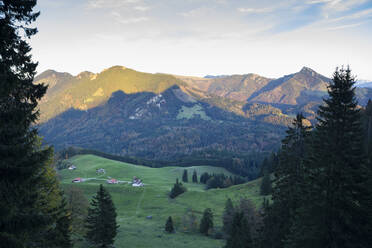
[60,154,264,248]
[176,104,211,120]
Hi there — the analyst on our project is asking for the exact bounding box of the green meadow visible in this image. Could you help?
[60,154,265,248]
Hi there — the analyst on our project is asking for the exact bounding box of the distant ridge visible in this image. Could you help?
[36,65,372,160]
[357,80,372,88]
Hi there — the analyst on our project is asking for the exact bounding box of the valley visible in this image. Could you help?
[60,154,264,248]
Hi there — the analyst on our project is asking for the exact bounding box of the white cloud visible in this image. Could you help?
[88,0,140,9]
[328,8,372,22]
[110,10,149,24]
[134,6,150,11]
[326,21,365,30]
[120,17,149,24]
[307,0,334,4]
[237,7,274,14]
[307,0,368,12]
[180,8,202,17]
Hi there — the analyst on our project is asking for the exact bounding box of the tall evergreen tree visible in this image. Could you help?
[200,208,214,236]
[0,2,65,246]
[169,178,187,198]
[222,198,235,236]
[165,216,174,233]
[260,169,272,195]
[363,100,372,163]
[261,113,311,248]
[36,157,72,248]
[225,211,252,248]
[192,170,198,183]
[286,67,372,248]
[85,184,119,248]
[182,169,188,182]
[66,186,89,244]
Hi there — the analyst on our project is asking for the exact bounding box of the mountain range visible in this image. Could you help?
[357,80,372,88]
[36,66,372,160]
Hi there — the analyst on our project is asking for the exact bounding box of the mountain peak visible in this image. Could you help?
[299,66,317,75]
[34,69,73,82]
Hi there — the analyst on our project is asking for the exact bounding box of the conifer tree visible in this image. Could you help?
[36,159,72,248]
[192,170,198,183]
[169,178,187,198]
[286,67,372,248]
[260,114,311,248]
[200,208,213,236]
[85,184,119,248]
[225,212,252,248]
[165,216,174,233]
[200,172,210,184]
[52,198,73,248]
[260,169,272,195]
[363,100,372,163]
[222,198,235,236]
[0,2,71,245]
[66,186,89,243]
[182,169,188,182]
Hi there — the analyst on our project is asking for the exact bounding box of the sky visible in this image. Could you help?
[31,0,372,80]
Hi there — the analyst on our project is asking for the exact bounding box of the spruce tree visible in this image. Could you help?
[260,113,311,248]
[182,169,188,182]
[286,67,372,248]
[169,178,187,198]
[200,208,213,236]
[363,100,372,163]
[66,186,89,243]
[165,216,174,233]
[192,170,198,183]
[0,2,64,246]
[225,211,252,248]
[85,184,119,248]
[260,169,272,195]
[222,198,235,236]
[36,158,72,248]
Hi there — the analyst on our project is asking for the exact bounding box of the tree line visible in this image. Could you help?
[257,67,372,248]
[55,146,266,180]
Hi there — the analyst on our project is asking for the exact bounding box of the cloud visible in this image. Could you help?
[180,8,203,17]
[134,6,150,11]
[328,8,372,22]
[307,0,334,4]
[307,0,368,12]
[237,7,274,14]
[111,11,149,24]
[326,21,365,30]
[88,0,140,9]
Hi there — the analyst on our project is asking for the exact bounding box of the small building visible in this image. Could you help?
[96,168,105,174]
[68,165,76,170]
[132,177,144,187]
[107,178,118,184]
[72,177,83,183]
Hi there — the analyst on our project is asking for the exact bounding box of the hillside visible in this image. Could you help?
[357,81,372,88]
[175,73,272,102]
[38,66,187,122]
[60,154,265,248]
[178,67,372,118]
[39,85,285,160]
[36,66,372,162]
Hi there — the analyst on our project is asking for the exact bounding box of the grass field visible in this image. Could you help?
[59,154,265,248]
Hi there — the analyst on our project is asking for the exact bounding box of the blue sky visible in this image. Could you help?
[31,0,372,80]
